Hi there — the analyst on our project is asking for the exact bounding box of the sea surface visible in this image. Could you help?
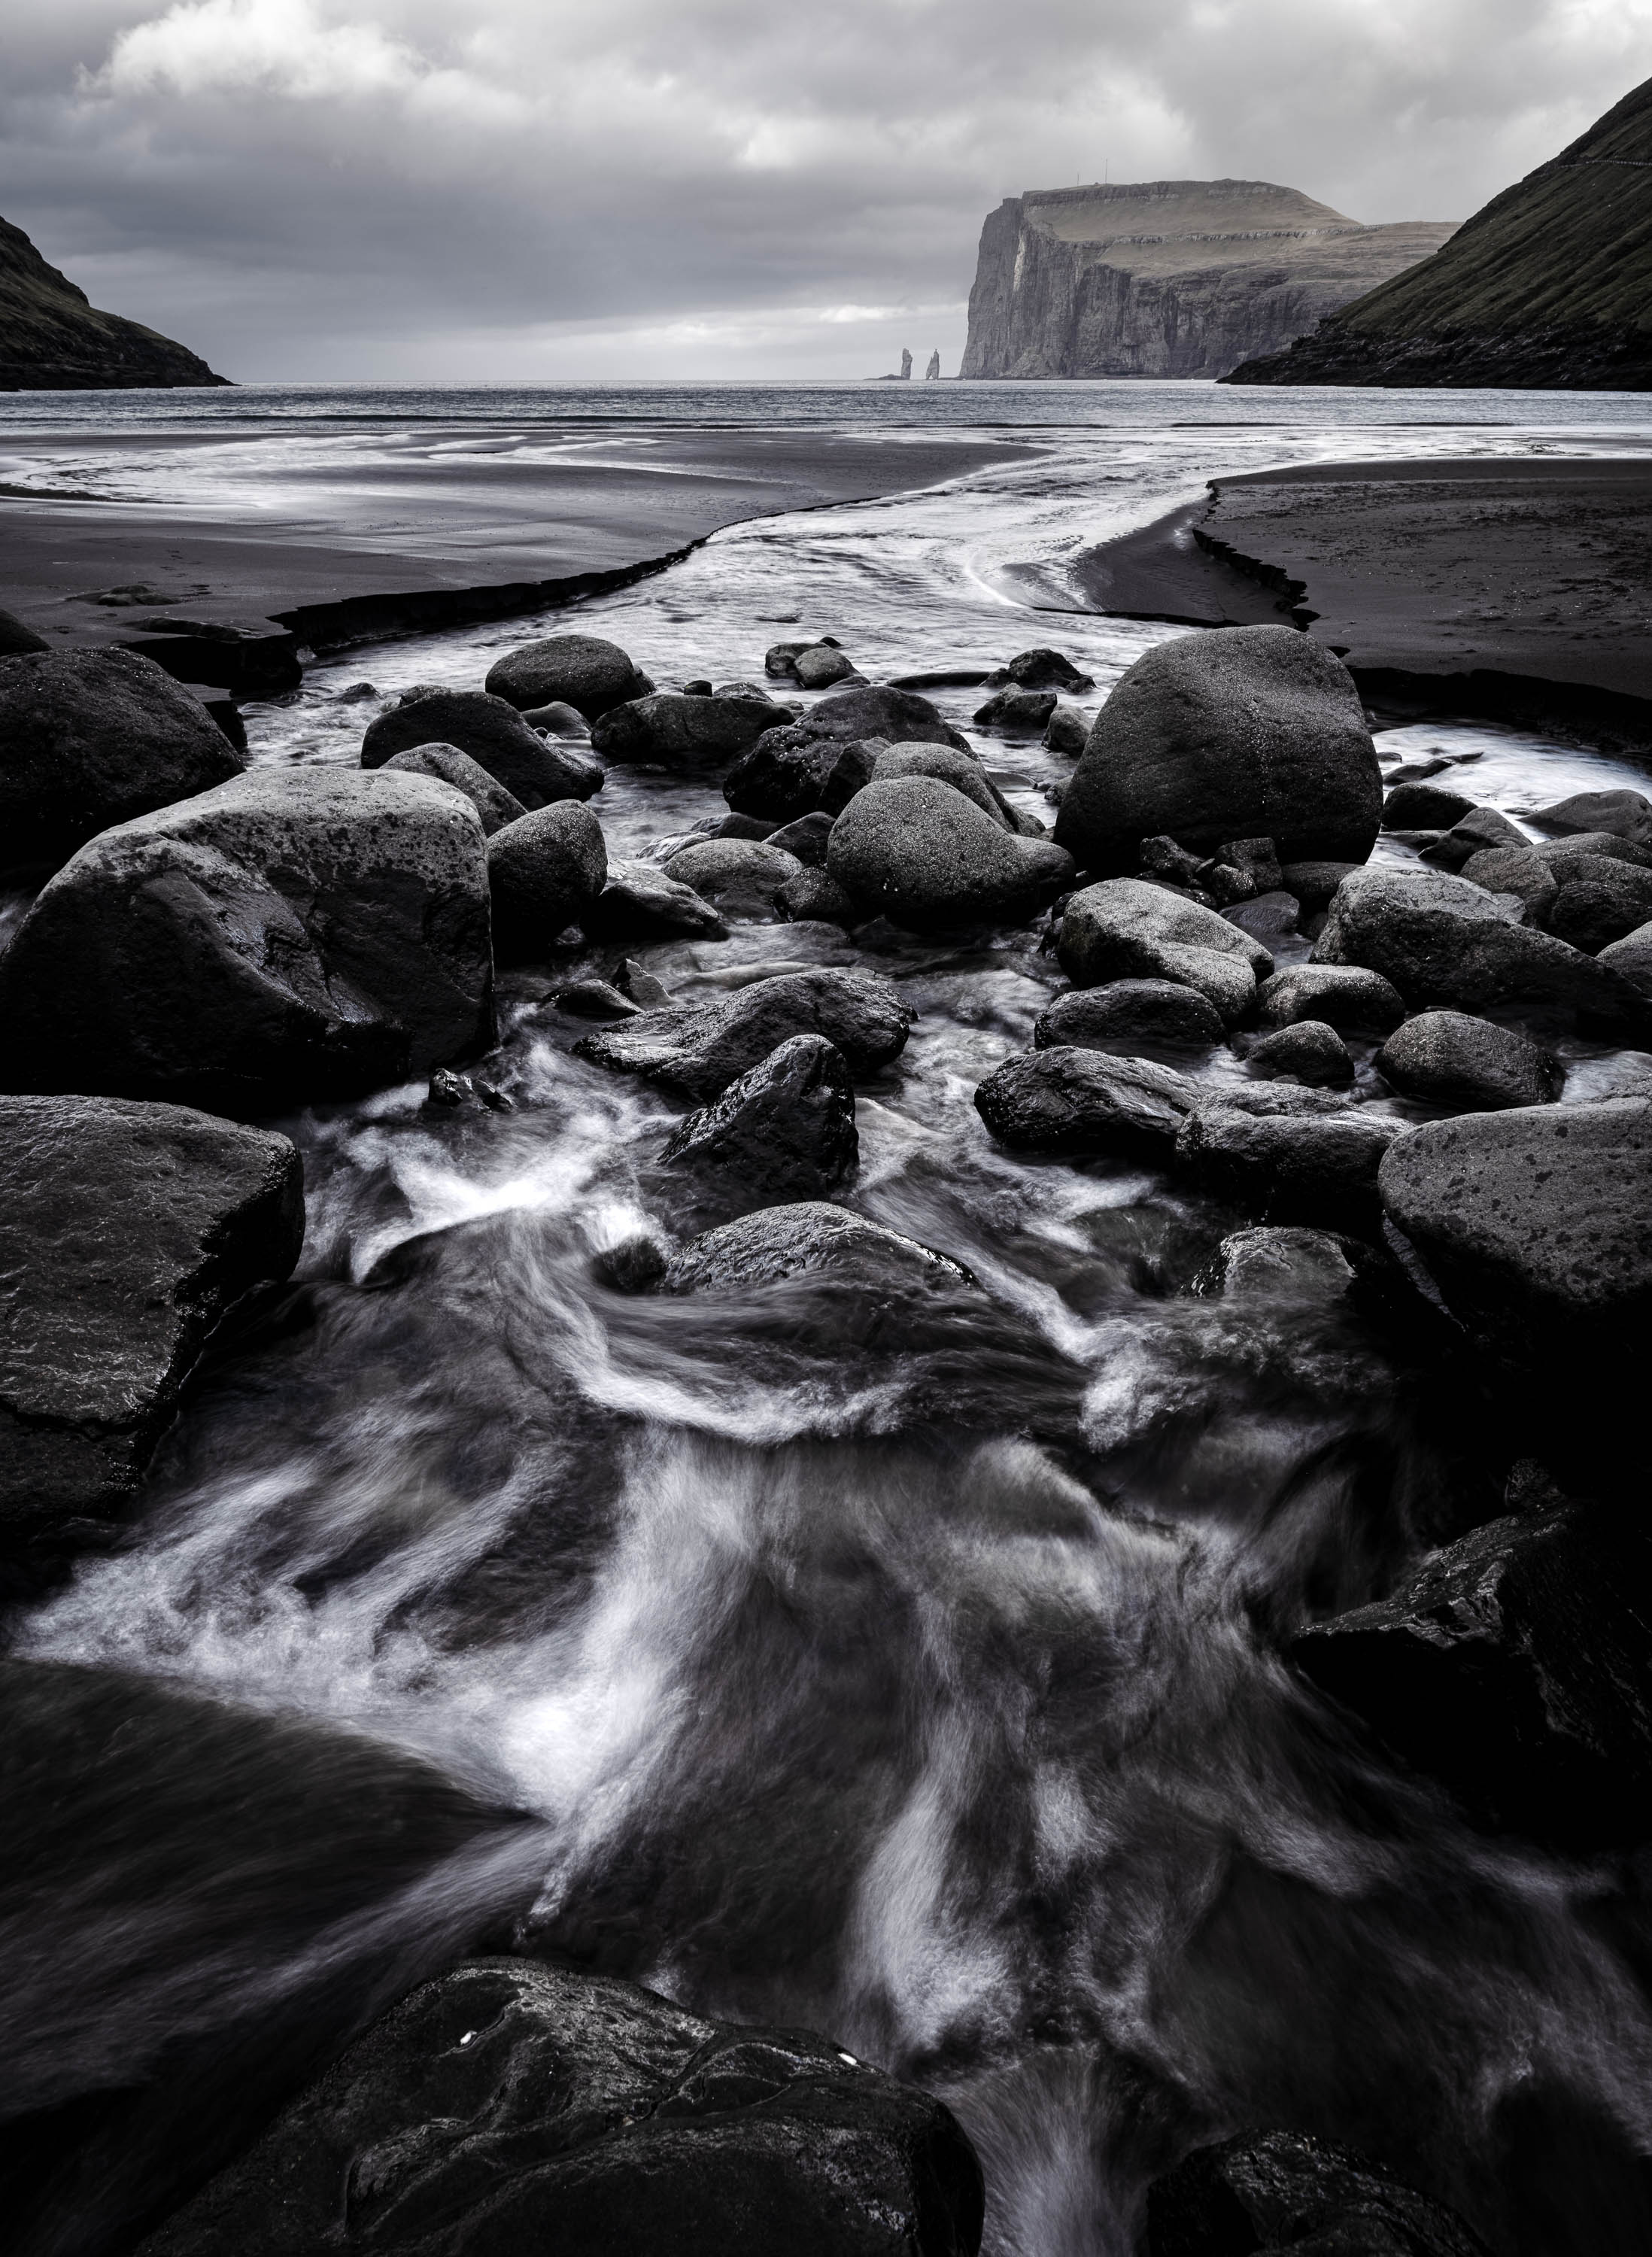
[8,381,1652,2257]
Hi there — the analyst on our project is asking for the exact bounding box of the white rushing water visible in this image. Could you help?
[8,381,1652,2255]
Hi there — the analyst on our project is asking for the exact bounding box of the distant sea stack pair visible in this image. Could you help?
[0,211,226,390]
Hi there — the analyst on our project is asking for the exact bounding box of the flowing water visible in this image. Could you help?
[7,381,1652,2255]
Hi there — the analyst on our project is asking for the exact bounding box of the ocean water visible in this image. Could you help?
[8,381,1652,2257]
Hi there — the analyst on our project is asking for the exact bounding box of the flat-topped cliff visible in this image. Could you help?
[960,180,1457,379]
[1225,74,1652,388]
[0,213,228,391]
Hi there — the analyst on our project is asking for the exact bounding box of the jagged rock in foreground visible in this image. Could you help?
[0,210,228,390]
[660,1034,858,1223]
[961,180,1456,379]
[0,771,493,1113]
[1053,628,1380,876]
[0,646,244,873]
[0,1096,302,1544]
[1146,2128,1488,2254]
[575,968,910,1100]
[1225,73,1652,389]
[139,1958,983,2257]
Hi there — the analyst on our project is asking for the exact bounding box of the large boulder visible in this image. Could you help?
[826,776,1073,931]
[660,1035,857,1222]
[0,1095,302,1544]
[488,801,607,962]
[576,968,910,1100]
[1146,2129,1488,2255]
[591,690,780,767]
[1053,627,1381,874]
[380,743,524,835]
[1034,980,1225,1054]
[663,837,803,921]
[666,1201,972,1298]
[722,730,876,822]
[1313,865,1652,1034]
[483,632,649,719]
[362,686,601,807]
[973,1047,1198,1154]
[1292,1499,1652,1852]
[1058,879,1271,1025]
[1375,1010,1559,1112]
[139,1958,984,2257]
[0,646,244,875]
[1377,1100,1652,1385]
[1176,1103,1406,1230]
[0,770,493,1113]
[581,858,726,942]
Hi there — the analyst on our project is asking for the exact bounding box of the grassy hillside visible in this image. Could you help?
[0,214,229,390]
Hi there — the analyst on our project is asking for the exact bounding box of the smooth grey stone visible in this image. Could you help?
[591,690,779,767]
[488,801,606,964]
[484,632,648,718]
[1256,961,1405,1032]
[381,743,524,835]
[868,742,1013,829]
[828,775,1073,931]
[1246,1019,1355,1088]
[665,1201,972,1296]
[1376,1010,1559,1111]
[1034,979,1225,1053]
[663,837,803,922]
[1058,877,1271,1025]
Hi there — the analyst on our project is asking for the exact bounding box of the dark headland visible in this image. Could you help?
[0,212,228,390]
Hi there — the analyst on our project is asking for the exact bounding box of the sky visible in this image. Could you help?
[2,0,1649,381]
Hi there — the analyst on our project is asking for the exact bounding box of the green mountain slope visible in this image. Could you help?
[1224,75,1652,388]
[0,214,229,391]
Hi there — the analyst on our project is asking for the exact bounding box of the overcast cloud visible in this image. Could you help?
[2,0,1648,380]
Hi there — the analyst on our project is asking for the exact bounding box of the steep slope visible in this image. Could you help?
[0,213,229,391]
[1225,75,1652,387]
[960,181,1457,379]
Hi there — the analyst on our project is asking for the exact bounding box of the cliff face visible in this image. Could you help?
[0,214,229,391]
[1225,74,1652,388]
[960,181,1457,380]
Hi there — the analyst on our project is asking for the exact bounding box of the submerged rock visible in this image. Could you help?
[1146,2128,1489,2255]
[663,837,803,921]
[381,743,525,835]
[592,688,781,768]
[1034,980,1225,1054]
[1054,627,1381,874]
[827,776,1073,931]
[0,646,243,874]
[139,1958,984,2257]
[1255,962,1405,1033]
[666,1201,973,1298]
[0,1095,302,1544]
[576,968,910,1100]
[1043,702,1089,758]
[1420,803,1529,871]
[488,800,607,963]
[1375,1010,1559,1112]
[974,1046,1198,1153]
[363,686,601,807]
[582,858,727,942]
[1200,1225,1362,1305]
[660,1034,857,1220]
[483,632,650,719]
[793,642,860,689]
[1176,1103,1405,1231]
[1058,879,1272,1025]
[973,686,1055,731]
[0,770,493,1112]
[981,648,1095,693]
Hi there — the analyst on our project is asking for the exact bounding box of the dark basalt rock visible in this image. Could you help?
[974,1046,1198,1153]
[581,858,726,943]
[793,642,860,689]
[138,1957,984,2257]
[1043,702,1089,758]
[591,691,780,767]
[722,728,876,822]
[709,812,777,841]
[0,1095,302,1543]
[0,606,50,655]
[1034,980,1225,1054]
[1599,918,1652,998]
[779,867,858,926]
[363,686,602,808]
[666,1201,973,1298]
[1245,1019,1354,1089]
[1420,804,1531,873]
[381,743,525,835]
[1457,846,1557,921]
[1146,2128,1489,2255]
[662,838,803,921]
[483,633,649,719]
[1375,1010,1559,1112]
[1176,1104,1406,1231]
[1058,879,1272,1025]
[869,743,1016,828]
[1199,1225,1362,1305]
[1292,1499,1652,1851]
[1535,831,1652,874]
[1530,788,1652,846]
[827,776,1073,931]
[1256,963,1405,1034]
[660,1034,857,1221]
[488,801,607,964]
[1053,627,1380,875]
[767,810,835,867]
[0,647,244,875]
[981,648,1095,693]
[1222,890,1299,945]
[1382,779,1477,831]
[1545,854,1652,953]
[553,979,638,1020]
[576,968,911,1101]
[973,686,1056,731]
[1280,859,1364,911]
[784,683,970,753]
[0,770,493,1113]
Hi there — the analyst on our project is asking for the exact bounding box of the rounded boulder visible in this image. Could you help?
[827,774,1073,931]
[484,633,648,720]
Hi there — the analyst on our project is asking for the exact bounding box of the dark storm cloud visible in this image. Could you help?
[0,0,1646,376]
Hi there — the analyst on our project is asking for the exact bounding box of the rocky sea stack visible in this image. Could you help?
[0,211,228,390]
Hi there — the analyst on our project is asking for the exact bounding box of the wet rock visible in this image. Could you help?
[1138,835,1211,891]
[593,1232,669,1291]
[139,1957,984,2257]
[779,867,857,926]
[363,685,602,808]
[1222,890,1299,945]
[553,979,638,1019]
[1054,627,1380,874]
[793,642,860,689]
[591,690,779,767]
[1534,831,1652,874]
[1530,787,1652,846]
[1419,803,1529,872]
[666,1201,973,1299]
[1043,702,1090,758]
[0,770,492,1112]
[767,810,835,866]
[381,743,525,835]
[1176,1103,1406,1231]
[869,743,1015,828]
[722,728,877,822]
[0,1095,302,1545]
[1457,846,1557,921]
[1245,1019,1354,1089]
[1280,858,1364,911]
[0,647,244,875]
[1058,879,1272,1025]
[1146,2128,1489,2255]
[709,812,777,841]
[1199,1225,1361,1305]
[519,700,593,738]
[483,632,650,719]
[1292,1499,1652,1853]
[765,639,815,678]
[982,648,1095,693]
[576,967,910,1100]
[780,682,970,754]
[1599,919,1652,998]
[1545,853,1652,953]
[664,837,803,921]
[973,686,1056,731]
[1222,837,1284,892]
[1382,778,1477,831]
[1377,1099,1652,1384]
[660,1034,857,1220]
[581,859,726,943]
[1034,980,1225,1053]
[827,776,1073,931]
[1375,1010,1559,1112]
[1313,866,1652,1034]
[1256,962,1405,1034]
[621,960,673,1007]
[423,1068,509,1113]
[488,801,607,964]
[974,1046,1198,1154]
